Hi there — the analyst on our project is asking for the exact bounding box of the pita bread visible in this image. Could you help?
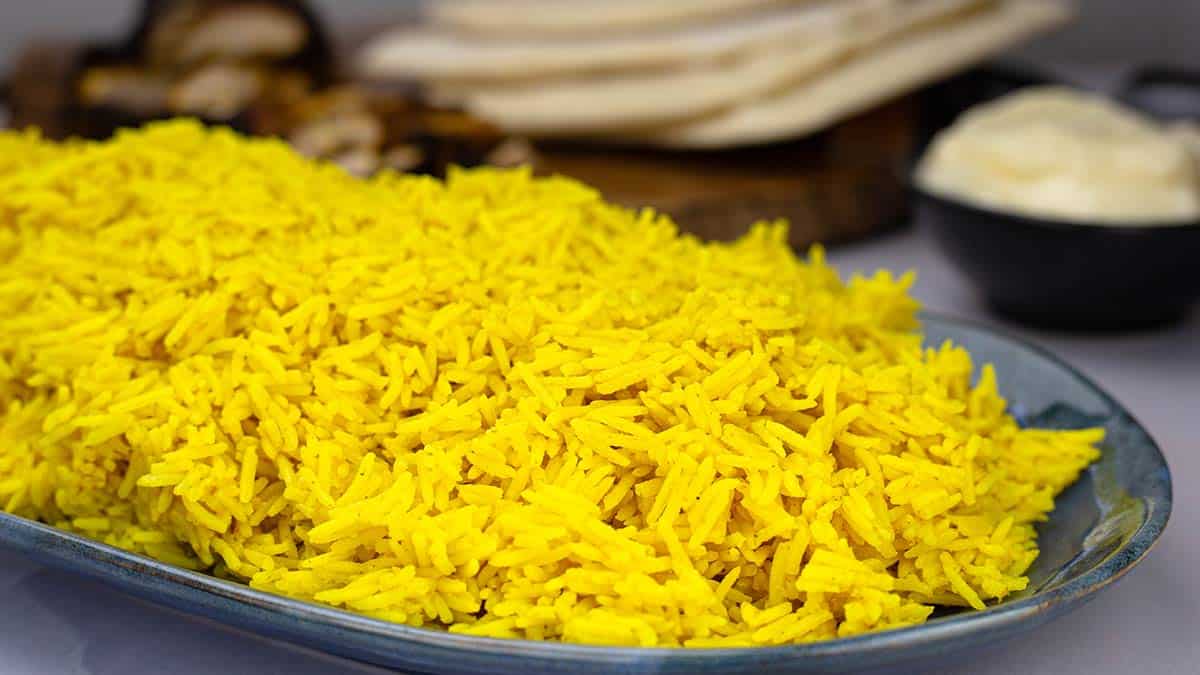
[449,0,989,135]
[360,1,878,82]
[638,0,1071,148]
[428,0,802,37]
[455,40,851,133]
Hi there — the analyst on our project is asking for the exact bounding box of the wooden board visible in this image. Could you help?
[533,96,918,246]
[342,14,917,248]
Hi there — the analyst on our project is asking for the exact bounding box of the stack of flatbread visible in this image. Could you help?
[359,0,1071,148]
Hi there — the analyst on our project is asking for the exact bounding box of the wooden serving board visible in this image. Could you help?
[533,96,918,246]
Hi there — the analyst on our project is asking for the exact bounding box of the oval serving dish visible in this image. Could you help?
[0,316,1172,674]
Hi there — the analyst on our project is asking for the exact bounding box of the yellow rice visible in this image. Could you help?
[0,120,1100,646]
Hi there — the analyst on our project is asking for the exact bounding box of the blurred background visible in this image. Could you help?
[3,0,1193,244]
[8,0,1189,257]
[1,0,1195,71]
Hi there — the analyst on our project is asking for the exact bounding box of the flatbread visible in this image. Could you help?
[638,0,1072,148]
[451,0,989,135]
[360,0,878,82]
[453,41,853,134]
[427,0,803,37]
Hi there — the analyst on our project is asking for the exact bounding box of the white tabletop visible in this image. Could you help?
[0,223,1195,675]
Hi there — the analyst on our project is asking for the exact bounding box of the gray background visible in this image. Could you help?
[0,0,1199,71]
[0,2,1197,675]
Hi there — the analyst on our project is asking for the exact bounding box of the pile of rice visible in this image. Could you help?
[0,121,1099,646]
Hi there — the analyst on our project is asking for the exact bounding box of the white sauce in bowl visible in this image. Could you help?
[917,86,1200,225]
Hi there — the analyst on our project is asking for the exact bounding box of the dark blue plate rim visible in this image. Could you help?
[0,313,1173,672]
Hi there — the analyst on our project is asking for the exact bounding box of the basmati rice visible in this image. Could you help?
[0,120,1100,646]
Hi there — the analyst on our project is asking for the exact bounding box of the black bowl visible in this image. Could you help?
[916,188,1200,330]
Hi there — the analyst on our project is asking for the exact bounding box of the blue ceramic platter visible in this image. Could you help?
[0,315,1172,674]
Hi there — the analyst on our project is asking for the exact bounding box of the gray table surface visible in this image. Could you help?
[0,222,1195,675]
